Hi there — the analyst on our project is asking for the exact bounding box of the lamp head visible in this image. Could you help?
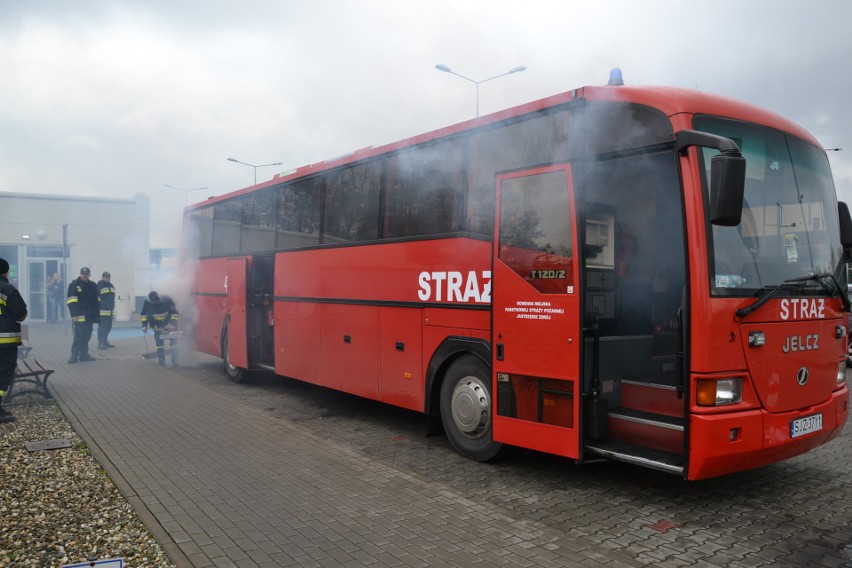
[607,68,624,86]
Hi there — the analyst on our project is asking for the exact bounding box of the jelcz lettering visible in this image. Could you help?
[782,334,819,353]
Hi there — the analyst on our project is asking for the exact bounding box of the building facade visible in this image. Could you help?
[0,191,150,321]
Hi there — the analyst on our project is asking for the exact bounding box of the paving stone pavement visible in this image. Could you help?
[19,322,852,567]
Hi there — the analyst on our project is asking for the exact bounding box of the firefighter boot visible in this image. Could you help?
[0,397,14,424]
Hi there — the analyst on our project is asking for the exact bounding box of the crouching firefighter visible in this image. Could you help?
[140,291,179,367]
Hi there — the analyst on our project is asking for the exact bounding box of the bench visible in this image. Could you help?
[7,356,54,404]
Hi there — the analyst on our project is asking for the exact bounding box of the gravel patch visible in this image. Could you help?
[0,401,175,568]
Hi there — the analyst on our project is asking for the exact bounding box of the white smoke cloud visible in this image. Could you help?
[0,0,850,246]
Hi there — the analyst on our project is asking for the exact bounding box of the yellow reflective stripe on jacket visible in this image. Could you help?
[0,332,22,344]
[100,310,113,316]
[67,297,79,304]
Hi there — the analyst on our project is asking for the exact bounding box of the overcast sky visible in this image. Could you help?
[2,0,851,247]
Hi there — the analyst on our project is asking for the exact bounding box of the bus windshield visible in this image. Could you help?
[695,117,843,295]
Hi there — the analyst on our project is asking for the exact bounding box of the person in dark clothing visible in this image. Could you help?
[0,257,28,423]
[97,271,116,349]
[66,267,99,363]
[46,272,64,323]
[140,291,179,367]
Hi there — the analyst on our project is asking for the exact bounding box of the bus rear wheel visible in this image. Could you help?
[222,328,247,383]
[440,355,502,462]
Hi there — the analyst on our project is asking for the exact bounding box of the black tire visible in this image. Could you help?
[440,355,502,462]
[222,328,247,383]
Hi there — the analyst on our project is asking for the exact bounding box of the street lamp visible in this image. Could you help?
[435,63,526,117]
[227,157,283,185]
[164,184,208,207]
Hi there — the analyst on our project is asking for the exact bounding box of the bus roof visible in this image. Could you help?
[192,83,820,210]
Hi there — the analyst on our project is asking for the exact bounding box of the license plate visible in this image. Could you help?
[790,413,823,438]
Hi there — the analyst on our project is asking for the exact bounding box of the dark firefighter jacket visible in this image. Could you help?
[0,275,28,347]
[97,279,116,317]
[66,277,99,323]
[140,295,179,332]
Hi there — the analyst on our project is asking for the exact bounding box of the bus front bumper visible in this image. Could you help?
[687,386,848,480]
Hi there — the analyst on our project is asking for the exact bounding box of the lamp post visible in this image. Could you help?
[435,63,526,117]
[227,158,283,185]
[164,184,208,207]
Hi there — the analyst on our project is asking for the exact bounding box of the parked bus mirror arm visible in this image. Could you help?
[675,130,746,227]
[838,202,852,251]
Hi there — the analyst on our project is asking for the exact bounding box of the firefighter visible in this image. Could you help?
[97,271,116,349]
[140,291,179,367]
[66,267,99,363]
[0,257,28,423]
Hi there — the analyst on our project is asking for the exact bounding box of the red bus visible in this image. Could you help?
[183,72,851,480]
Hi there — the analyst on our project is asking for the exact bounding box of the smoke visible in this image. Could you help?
[149,222,201,365]
[2,1,850,256]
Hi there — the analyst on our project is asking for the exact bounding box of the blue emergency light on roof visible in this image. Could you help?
[607,68,624,86]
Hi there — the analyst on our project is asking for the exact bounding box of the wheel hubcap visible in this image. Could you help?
[451,375,491,438]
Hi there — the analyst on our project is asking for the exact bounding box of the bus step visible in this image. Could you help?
[621,379,683,417]
[607,407,684,454]
[609,407,684,429]
[584,439,684,475]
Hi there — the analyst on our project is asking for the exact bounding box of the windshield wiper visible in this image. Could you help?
[815,273,851,312]
[735,273,850,319]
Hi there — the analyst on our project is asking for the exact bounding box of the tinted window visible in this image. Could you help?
[569,102,672,157]
[468,110,571,236]
[241,188,278,253]
[187,207,213,258]
[276,178,321,250]
[499,170,574,294]
[323,161,381,243]
[212,199,242,256]
[385,140,461,238]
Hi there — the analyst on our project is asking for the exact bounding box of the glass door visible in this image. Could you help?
[27,261,46,321]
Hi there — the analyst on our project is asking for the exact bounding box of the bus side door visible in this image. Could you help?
[227,257,249,370]
[492,165,581,458]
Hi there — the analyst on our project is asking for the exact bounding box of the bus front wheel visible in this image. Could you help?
[440,355,502,462]
[222,328,247,383]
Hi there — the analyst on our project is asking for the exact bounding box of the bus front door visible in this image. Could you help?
[492,165,581,458]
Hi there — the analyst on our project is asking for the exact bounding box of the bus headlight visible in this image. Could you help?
[697,378,742,406]
[838,361,847,386]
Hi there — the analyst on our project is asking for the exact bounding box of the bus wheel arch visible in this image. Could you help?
[220,317,247,383]
[426,337,502,461]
